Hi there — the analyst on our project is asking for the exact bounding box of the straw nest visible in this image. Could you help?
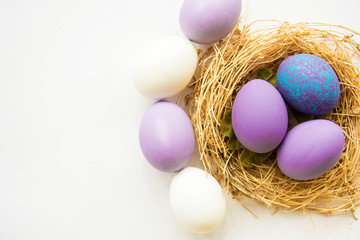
[187,20,360,217]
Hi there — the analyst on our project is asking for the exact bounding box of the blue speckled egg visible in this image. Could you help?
[276,54,340,115]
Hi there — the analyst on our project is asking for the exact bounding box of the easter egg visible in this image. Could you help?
[139,101,195,172]
[276,53,340,115]
[277,119,345,181]
[169,167,226,234]
[179,0,242,44]
[133,36,198,99]
[232,79,288,153]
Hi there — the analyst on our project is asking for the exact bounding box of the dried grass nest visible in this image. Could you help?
[187,20,360,217]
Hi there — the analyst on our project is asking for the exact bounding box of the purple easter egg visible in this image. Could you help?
[232,79,288,153]
[179,0,242,44]
[277,53,340,115]
[139,101,195,172]
[277,119,345,181]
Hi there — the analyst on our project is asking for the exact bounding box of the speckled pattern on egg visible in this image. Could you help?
[276,53,340,115]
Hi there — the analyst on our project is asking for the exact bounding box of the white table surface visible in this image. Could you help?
[0,0,360,239]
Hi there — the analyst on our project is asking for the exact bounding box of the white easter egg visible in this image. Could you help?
[169,167,226,234]
[133,36,198,99]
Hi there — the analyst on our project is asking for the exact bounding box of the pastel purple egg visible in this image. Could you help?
[277,119,345,181]
[232,79,288,153]
[139,101,195,172]
[277,53,340,115]
[179,0,242,44]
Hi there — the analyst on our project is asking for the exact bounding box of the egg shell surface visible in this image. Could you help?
[277,53,340,115]
[133,36,198,99]
[277,119,345,181]
[139,101,195,172]
[179,0,242,44]
[232,79,288,153]
[169,167,226,234]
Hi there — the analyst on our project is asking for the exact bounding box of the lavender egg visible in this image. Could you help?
[179,0,242,44]
[277,119,345,181]
[139,101,195,172]
[277,53,340,115]
[232,79,288,153]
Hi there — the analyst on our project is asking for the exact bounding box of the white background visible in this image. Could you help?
[0,0,360,239]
